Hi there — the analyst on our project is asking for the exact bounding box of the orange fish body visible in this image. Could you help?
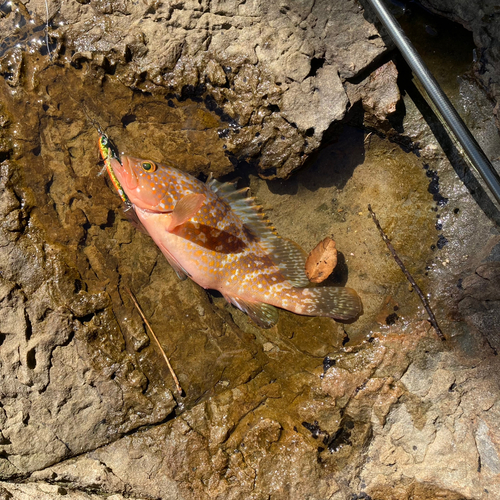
[100,138,361,327]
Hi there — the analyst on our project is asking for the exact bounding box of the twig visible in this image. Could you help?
[368,205,445,341]
[125,286,184,395]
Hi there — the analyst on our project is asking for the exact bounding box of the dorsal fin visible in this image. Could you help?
[207,176,309,287]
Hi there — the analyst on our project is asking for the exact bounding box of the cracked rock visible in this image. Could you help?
[5,0,391,178]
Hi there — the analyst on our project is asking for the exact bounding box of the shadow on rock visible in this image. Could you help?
[266,126,366,196]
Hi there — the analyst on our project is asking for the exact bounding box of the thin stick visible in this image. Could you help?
[125,286,184,395]
[368,205,445,341]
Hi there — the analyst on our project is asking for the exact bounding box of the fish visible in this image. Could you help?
[98,134,362,328]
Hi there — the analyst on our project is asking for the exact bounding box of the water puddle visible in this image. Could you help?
[396,1,475,97]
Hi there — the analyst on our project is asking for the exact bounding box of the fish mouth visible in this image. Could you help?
[110,157,139,190]
[135,206,172,216]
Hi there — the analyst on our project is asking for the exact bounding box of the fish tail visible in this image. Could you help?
[284,286,362,321]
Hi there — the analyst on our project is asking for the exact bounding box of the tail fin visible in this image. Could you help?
[289,286,362,321]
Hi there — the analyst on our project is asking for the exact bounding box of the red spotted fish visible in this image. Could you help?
[98,134,362,328]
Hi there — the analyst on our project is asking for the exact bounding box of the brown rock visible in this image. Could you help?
[4,0,390,179]
[1,1,500,499]
[458,261,500,353]
[345,60,401,131]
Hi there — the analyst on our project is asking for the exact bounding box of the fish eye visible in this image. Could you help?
[142,161,157,172]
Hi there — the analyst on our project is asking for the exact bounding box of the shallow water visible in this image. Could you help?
[1,2,500,496]
[0,1,496,394]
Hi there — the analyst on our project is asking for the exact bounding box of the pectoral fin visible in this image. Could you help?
[157,243,190,280]
[164,253,189,280]
[224,294,279,328]
[167,193,206,231]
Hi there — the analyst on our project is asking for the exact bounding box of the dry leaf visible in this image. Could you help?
[305,237,337,283]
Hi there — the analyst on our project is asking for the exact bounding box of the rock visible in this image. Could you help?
[361,350,500,499]
[281,65,349,135]
[458,261,500,353]
[418,0,500,132]
[0,482,134,499]
[345,60,401,132]
[0,0,391,178]
[476,419,500,475]
[31,383,339,499]
[1,0,500,498]
[32,324,485,500]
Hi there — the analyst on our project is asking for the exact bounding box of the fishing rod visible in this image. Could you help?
[365,0,500,207]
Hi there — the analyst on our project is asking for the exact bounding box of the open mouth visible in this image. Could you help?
[135,206,173,215]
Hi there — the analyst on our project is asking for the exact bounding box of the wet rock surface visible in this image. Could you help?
[458,261,500,354]
[1,0,389,179]
[0,0,500,499]
[418,0,500,131]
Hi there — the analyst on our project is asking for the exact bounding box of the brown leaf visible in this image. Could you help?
[305,237,337,283]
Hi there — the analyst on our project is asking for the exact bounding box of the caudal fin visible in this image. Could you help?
[289,286,362,321]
